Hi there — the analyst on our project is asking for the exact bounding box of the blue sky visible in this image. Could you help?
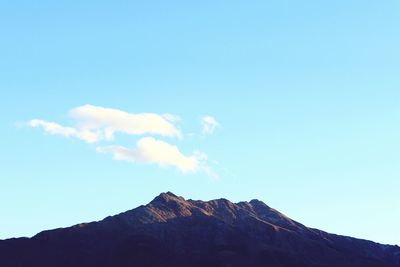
[0,1,399,245]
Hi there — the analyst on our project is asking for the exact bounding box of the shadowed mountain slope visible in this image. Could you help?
[1,192,399,267]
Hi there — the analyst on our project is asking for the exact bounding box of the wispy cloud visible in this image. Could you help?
[96,137,213,175]
[28,104,181,143]
[201,116,220,135]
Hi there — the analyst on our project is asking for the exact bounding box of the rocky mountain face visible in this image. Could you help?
[1,192,399,267]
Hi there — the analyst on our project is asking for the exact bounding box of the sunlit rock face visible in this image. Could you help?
[1,192,399,267]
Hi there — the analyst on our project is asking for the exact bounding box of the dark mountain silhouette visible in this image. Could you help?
[1,192,399,267]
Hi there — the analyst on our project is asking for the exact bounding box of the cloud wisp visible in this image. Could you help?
[29,119,101,143]
[201,116,220,136]
[28,104,181,143]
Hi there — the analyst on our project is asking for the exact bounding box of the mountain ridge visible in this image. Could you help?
[1,192,399,267]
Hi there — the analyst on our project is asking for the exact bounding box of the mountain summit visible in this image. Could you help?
[1,192,399,267]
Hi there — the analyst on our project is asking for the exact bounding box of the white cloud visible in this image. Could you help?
[96,137,213,174]
[28,105,181,143]
[201,116,220,135]
[27,106,219,178]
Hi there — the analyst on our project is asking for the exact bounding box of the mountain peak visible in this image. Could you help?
[151,191,182,203]
[249,198,270,208]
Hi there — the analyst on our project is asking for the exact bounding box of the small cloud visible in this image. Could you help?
[96,137,215,177]
[201,116,220,135]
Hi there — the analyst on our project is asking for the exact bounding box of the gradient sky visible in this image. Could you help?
[1,1,399,245]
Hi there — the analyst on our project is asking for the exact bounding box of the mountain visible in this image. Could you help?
[1,192,399,267]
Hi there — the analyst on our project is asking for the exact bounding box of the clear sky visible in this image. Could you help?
[0,1,399,245]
